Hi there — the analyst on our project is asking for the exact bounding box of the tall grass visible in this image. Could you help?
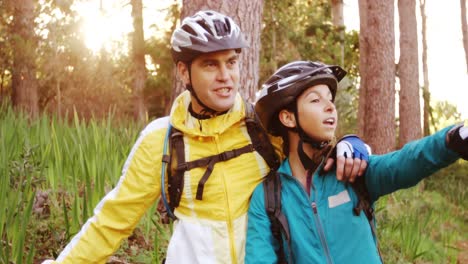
[376,168,467,263]
[1,104,466,263]
[0,105,171,263]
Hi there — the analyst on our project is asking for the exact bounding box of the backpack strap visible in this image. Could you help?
[160,124,177,221]
[168,127,185,210]
[263,171,292,264]
[160,100,280,221]
[166,128,257,205]
[244,100,280,171]
[350,176,384,263]
[193,144,254,200]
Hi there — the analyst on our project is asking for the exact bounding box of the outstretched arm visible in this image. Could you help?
[365,125,463,201]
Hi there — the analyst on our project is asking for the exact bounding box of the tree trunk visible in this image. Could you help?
[357,0,396,154]
[172,0,264,102]
[11,0,39,118]
[419,0,431,136]
[357,0,368,137]
[398,0,421,147]
[331,0,345,66]
[131,0,147,122]
[461,0,468,73]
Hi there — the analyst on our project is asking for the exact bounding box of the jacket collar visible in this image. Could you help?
[169,90,246,136]
[278,158,293,176]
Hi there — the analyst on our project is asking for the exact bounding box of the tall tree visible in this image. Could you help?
[11,0,39,117]
[398,0,421,147]
[131,0,147,122]
[461,0,468,73]
[419,0,432,136]
[0,1,13,103]
[357,0,368,137]
[172,0,264,102]
[331,0,345,66]
[358,0,396,154]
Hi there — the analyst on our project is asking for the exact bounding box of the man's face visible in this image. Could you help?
[178,49,240,113]
[295,84,337,141]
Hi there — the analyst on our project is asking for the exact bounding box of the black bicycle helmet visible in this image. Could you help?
[255,60,347,136]
[171,10,248,63]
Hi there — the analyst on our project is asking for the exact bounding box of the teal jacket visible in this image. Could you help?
[245,127,460,264]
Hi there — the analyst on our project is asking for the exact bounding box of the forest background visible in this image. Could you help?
[1,0,467,263]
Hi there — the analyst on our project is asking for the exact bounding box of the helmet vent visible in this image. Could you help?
[213,19,229,37]
[171,10,248,63]
[197,20,214,36]
[182,24,196,36]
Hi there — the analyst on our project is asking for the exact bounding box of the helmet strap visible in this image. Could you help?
[297,139,328,174]
[294,110,330,150]
[186,63,222,117]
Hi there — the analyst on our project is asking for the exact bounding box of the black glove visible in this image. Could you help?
[446,123,468,160]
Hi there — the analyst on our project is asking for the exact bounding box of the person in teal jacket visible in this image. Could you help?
[245,60,468,264]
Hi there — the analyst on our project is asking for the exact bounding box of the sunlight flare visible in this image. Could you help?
[74,1,132,53]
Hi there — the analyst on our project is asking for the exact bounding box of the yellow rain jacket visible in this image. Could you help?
[44,91,277,264]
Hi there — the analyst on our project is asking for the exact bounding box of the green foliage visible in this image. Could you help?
[261,0,361,134]
[145,2,180,117]
[335,79,359,136]
[430,100,463,133]
[3,1,465,262]
[0,0,137,120]
[0,1,14,103]
[425,160,468,209]
[376,162,467,263]
[0,104,174,262]
[36,1,135,119]
[2,103,467,262]
[0,108,39,263]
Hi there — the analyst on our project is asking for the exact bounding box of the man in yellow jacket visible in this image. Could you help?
[43,10,368,264]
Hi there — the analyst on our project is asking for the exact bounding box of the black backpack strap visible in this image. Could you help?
[160,124,177,222]
[244,100,280,171]
[171,135,256,203]
[162,100,280,220]
[263,171,292,264]
[350,176,384,263]
[168,128,185,211]
[194,144,254,200]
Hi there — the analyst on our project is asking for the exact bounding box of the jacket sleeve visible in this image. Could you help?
[245,184,279,264]
[366,126,460,201]
[44,120,167,264]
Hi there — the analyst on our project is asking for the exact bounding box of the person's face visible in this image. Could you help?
[178,49,240,113]
[292,84,337,141]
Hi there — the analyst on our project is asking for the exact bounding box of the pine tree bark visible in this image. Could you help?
[357,0,368,137]
[461,0,468,73]
[358,0,396,154]
[172,0,264,102]
[11,0,39,118]
[419,0,431,136]
[398,0,421,147]
[331,0,345,66]
[131,0,147,122]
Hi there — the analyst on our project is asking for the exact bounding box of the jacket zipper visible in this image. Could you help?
[287,163,334,264]
[215,135,237,264]
[311,202,334,264]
